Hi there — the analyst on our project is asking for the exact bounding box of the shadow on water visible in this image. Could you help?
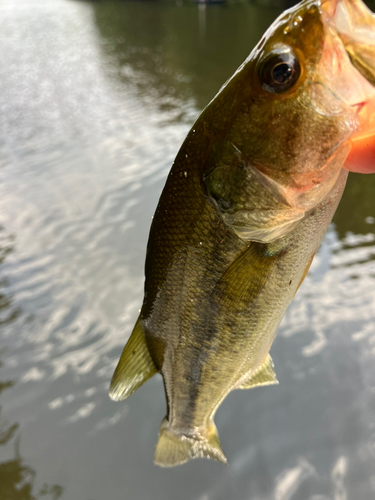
[0,356,63,500]
[0,230,64,500]
[0,229,21,328]
[90,0,284,113]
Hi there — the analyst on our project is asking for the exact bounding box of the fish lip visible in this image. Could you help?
[322,0,375,45]
[321,0,375,86]
[350,100,366,114]
[317,0,375,140]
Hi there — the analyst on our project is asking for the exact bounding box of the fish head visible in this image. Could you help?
[203,0,375,242]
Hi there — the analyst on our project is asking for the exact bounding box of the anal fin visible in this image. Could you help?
[109,315,157,401]
[238,354,278,389]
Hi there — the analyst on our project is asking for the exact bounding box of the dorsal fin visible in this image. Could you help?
[237,354,278,389]
[109,316,157,401]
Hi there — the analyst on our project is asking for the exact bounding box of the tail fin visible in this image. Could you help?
[154,418,227,467]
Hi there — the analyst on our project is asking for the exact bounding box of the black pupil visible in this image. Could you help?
[258,48,301,94]
[272,63,293,84]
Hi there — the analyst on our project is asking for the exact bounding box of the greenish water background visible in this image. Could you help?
[0,0,375,498]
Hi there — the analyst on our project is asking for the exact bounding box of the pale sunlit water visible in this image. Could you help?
[0,1,375,499]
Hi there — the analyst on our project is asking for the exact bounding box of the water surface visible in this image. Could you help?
[0,1,375,499]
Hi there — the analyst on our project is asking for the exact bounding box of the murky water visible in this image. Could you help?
[0,0,375,498]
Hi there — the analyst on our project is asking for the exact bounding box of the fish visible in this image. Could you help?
[109,0,375,467]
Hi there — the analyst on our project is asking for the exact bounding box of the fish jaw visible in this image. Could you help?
[291,0,375,189]
[320,0,375,172]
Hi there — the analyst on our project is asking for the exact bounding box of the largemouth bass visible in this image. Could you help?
[110,0,375,467]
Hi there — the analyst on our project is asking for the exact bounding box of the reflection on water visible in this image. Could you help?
[334,173,375,238]
[92,0,279,113]
[0,0,374,498]
[0,355,63,500]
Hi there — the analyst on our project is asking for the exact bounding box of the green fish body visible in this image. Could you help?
[110,0,375,467]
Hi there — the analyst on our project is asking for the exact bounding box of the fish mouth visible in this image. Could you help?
[320,0,375,140]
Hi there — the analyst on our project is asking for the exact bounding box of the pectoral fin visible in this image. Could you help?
[210,242,280,312]
[109,316,157,401]
[238,354,278,389]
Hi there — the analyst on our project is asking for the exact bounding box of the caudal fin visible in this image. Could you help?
[154,418,227,467]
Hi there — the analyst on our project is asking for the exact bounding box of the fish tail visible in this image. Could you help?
[154,418,227,467]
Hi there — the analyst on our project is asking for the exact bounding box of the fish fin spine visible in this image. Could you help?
[154,418,227,467]
[238,353,278,389]
[109,315,157,401]
[293,253,315,298]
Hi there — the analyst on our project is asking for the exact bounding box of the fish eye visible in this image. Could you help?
[258,49,301,94]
